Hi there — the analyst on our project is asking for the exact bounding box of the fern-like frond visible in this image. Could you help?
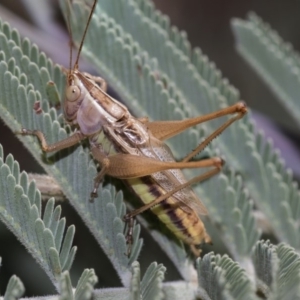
[197,253,258,300]
[132,0,238,100]
[3,274,25,300]
[0,18,142,287]
[232,12,300,128]
[252,240,278,296]
[22,262,194,300]
[252,240,300,300]
[0,145,76,289]
[59,269,98,300]
[274,244,300,300]
[1,257,24,299]
[232,15,300,248]
[130,261,165,300]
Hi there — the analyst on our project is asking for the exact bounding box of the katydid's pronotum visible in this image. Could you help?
[18,0,247,256]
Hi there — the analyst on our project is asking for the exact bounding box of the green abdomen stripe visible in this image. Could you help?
[126,176,205,245]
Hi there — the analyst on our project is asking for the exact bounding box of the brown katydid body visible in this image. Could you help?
[19,0,247,255]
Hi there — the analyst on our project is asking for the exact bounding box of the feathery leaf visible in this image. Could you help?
[232,12,300,128]
[197,253,258,300]
[0,146,76,289]
[0,18,142,286]
[3,275,25,300]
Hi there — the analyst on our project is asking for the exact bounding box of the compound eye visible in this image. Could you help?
[66,85,80,102]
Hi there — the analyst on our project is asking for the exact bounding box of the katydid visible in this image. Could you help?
[19,0,247,256]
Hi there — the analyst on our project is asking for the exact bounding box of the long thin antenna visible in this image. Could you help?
[66,0,73,72]
[73,0,98,70]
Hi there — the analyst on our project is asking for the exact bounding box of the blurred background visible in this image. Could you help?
[0,0,299,297]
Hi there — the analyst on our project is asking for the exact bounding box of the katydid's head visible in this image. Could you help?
[64,72,85,122]
[63,0,98,123]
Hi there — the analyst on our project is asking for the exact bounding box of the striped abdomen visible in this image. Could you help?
[126,176,211,246]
